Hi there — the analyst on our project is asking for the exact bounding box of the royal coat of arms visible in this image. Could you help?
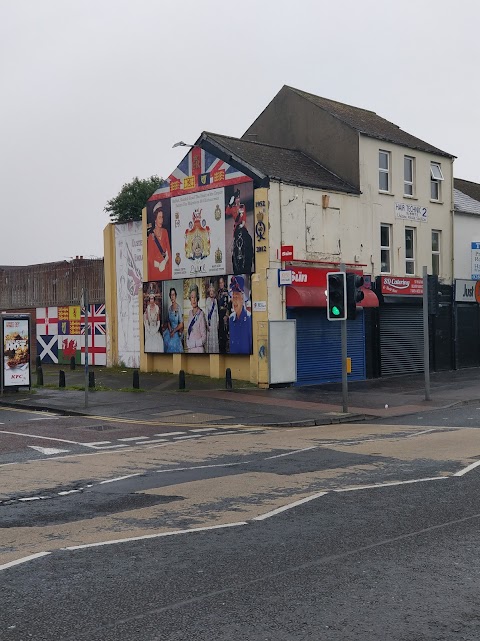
[185,209,211,262]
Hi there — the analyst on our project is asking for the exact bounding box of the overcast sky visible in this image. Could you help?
[1,0,478,266]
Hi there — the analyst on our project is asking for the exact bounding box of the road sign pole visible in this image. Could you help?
[423,266,431,401]
[82,289,89,409]
[340,263,348,413]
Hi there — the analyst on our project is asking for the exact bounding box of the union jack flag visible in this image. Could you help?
[149,147,251,201]
[81,304,106,336]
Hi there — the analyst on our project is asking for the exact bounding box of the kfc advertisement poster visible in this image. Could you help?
[3,317,31,387]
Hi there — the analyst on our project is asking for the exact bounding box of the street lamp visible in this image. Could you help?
[172,141,195,149]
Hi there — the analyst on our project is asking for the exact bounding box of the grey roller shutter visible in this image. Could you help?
[380,306,424,376]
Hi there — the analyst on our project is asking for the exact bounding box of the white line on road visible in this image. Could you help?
[334,476,449,492]
[265,446,317,460]
[190,428,218,432]
[173,435,200,440]
[0,429,97,448]
[81,441,111,445]
[117,436,151,442]
[253,492,329,521]
[143,438,167,444]
[155,461,248,474]
[28,417,59,421]
[98,473,142,485]
[454,460,480,477]
[0,552,51,572]
[28,446,70,455]
[154,432,184,437]
[62,521,248,550]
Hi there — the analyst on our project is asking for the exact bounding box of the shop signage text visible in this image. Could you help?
[380,276,423,296]
[394,202,428,223]
[471,242,480,280]
[455,279,480,303]
[280,245,294,261]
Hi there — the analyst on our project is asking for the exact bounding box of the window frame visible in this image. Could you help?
[380,223,392,274]
[432,230,441,276]
[404,155,415,197]
[405,227,416,275]
[379,150,391,193]
[430,162,444,201]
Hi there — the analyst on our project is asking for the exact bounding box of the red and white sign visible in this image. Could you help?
[289,266,326,287]
[280,245,294,261]
[380,276,423,296]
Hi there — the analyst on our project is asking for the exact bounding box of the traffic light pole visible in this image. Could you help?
[340,263,348,413]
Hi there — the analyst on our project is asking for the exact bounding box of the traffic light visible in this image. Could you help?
[326,272,347,321]
[346,273,365,320]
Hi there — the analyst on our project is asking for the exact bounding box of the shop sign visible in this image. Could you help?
[253,301,267,312]
[380,276,423,296]
[394,202,428,223]
[471,242,480,280]
[278,270,293,286]
[455,279,480,303]
[280,245,294,261]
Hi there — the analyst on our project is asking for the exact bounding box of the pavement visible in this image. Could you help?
[3,364,480,427]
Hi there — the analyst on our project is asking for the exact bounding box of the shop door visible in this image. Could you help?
[287,308,366,385]
[456,304,480,369]
[380,306,423,376]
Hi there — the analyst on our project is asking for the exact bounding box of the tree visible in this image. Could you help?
[104,175,163,223]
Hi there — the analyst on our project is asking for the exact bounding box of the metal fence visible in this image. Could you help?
[0,258,104,310]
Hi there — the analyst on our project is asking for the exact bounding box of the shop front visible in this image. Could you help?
[285,266,378,385]
[454,279,480,369]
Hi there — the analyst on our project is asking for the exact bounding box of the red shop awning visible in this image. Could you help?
[286,286,379,308]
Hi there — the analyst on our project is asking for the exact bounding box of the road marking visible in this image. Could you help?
[58,489,82,496]
[253,492,329,521]
[173,435,200,440]
[61,521,248,550]
[454,460,480,477]
[28,446,70,455]
[28,417,59,421]
[89,444,129,449]
[81,441,111,446]
[265,446,316,460]
[0,429,97,447]
[143,438,167,444]
[155,461,248,474]
[98,473,142,485]
[405,429,437,438]
[154,432,184,437]
[117,436,150,442]
[190,427,218,432]
[0,551,51,572]
[334,476,448,492]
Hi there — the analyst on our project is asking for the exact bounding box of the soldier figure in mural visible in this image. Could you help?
[217,276,231,353]
[225,188,253,274]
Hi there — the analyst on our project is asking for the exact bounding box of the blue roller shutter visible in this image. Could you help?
[287,308,366,385]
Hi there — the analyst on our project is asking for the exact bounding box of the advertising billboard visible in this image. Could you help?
[3,316,31,387]
[143,273,252,355]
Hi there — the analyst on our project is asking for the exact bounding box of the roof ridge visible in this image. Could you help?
[202,131,304,154]
[285,85,380,118]
[455,177,480,186]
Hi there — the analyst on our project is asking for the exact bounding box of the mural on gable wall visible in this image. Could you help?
[36,305,107,366]
[146,147,254,283]
[143,147,255,356]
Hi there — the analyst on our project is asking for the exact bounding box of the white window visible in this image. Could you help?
[405,227,415,275]
[380,224,392,273]
[430,162,444,201]
[404,156,415,196]
[432,230,441,276]
[379,150,390,192]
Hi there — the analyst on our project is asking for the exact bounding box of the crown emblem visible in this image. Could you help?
[215,247,222,263]
[214,204,222,221]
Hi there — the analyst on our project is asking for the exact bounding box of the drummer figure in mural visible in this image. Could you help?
[225,188,253,274]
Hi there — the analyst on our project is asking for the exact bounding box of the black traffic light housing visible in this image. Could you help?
[326,272,347,321]
[346,273,365,320]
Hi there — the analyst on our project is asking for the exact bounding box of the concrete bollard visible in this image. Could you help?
[36,366,44,387]
[133,370,140,389]
[35,356,41,370]
[70,356,76,370]
[88,371,95,389]
[59,370,66,388]
[179,369,186,390]
[226,368,232,390]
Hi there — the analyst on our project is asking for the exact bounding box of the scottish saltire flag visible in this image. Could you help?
[36,307,58,335]
[37,335,58,364]
[149,147,250,201]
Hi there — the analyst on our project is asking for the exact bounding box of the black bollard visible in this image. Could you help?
[225,367,232,390]
[35,355,41,370]
[70,356,76,370]
[36,366,44,387]
[133,370,140,389]
[179,369,186,390]
[88,371,95,389]
[59,370,66,388]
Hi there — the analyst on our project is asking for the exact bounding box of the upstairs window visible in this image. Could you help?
[405,227,416,275]
[379,150,390,192]
[380,224,392,273]
[404,156,415,196]
[430,162,444,201]
[432,230,441,276]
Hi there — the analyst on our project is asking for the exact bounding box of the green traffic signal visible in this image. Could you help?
[332,306,340,316]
